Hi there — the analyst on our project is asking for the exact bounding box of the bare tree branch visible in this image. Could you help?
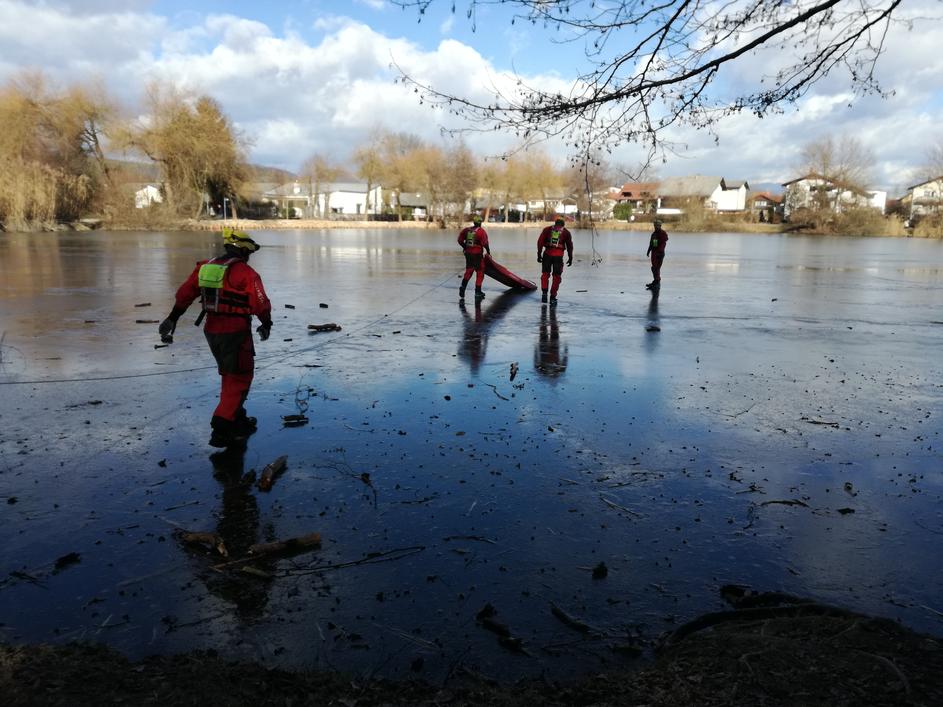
[392,0,916,164]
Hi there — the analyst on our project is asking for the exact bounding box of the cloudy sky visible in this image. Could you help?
[1,0,941,194]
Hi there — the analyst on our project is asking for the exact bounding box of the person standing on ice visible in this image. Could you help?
[458,214,491,301]
[646,219,669,290]
[158,227,273,448]
[536,217,573,306]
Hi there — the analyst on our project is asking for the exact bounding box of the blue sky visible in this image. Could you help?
[1,0,941,194]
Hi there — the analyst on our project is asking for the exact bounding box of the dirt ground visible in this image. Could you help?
[3,596,941,706]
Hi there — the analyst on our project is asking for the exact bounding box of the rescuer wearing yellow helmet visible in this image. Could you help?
[158,227,273,447]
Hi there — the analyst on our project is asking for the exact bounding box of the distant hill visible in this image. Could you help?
[245,164,295,183]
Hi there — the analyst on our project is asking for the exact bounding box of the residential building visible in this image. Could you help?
[902,177,943,221]
[781,173,878,217]
[263,181,382,218]
[747,191,784,223]
[610,182,659,215]
[656,175,749,214]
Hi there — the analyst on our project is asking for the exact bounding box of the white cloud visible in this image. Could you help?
[0,0,939,192]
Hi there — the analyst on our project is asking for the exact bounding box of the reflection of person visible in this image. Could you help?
[158,228,273,448]
[646,219,668,290]
[458,214,491,302]
[458,300,485,374]
[537,217,573,306]
[457,291,522,375]
[206,448,274,617]
[534,305,568,378]
[645,287,660,352]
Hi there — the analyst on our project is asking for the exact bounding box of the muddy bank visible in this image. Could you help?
[3,600,941,706]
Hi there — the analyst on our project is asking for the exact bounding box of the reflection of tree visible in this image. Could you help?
[457,291,524,374]
[205,447,275,619]
[534,306,568,379]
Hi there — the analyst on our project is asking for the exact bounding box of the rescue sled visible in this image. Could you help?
[483,254,537,291]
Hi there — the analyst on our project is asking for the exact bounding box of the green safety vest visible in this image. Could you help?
[197,257,250,315]
[549,228,563,247]
[464,227,480,247]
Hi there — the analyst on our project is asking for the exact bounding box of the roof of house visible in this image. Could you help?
[240,182,280,199]
[618,182,659,197]
[748,190,783,204]
[323,181,374,193]
[264,181,377,198]
[782,173,871,197]
[905,175,943,191]
[723,179,749,190]
[658,175,724,197]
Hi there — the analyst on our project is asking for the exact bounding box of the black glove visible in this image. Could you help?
[158,316,177,343]
[567,258,573,267]
[537,255,543,263]
[256,322,271,341]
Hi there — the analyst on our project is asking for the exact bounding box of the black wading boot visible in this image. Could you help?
[475,288,485,300]
[209,416,248,448]
[236,408,257,435]
[541,290,548,303]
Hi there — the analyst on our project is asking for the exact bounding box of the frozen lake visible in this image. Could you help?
[1,228,941,682]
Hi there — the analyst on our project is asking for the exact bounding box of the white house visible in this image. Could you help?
[264,181,382,218]
[867,190,887,215]
[319,182,383,217]
[782,173,877,217]
[655,175,749,213]
[903,177,943,220]
[134,184,162,209]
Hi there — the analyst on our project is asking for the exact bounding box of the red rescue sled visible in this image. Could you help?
[483,254,537,291]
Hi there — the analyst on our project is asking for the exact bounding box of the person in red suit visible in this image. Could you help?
[158,227,273,448]
[646,219,669,290]
[458,214,491,301]
[536,217,573,305]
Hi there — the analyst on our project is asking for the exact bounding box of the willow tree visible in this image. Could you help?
[0,73,113,226]
[394,0,912,167]
[122,82,245,218]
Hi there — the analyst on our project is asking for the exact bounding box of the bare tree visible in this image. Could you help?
[441,141,478,222]
[353,131,385,217]
[923,143,943,181]
[119,82,246,218]
[800,135,874,188]
[380,132,426,220]
[797,134,875,210]
[300,153,344,219]
[393,1,913,164]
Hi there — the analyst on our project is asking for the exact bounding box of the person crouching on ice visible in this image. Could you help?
[458,214,491,301]
[158,227,273,448]
[537,217,573,306]
[646,219,668,290]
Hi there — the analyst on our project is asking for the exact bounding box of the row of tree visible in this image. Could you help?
[300,132,613,222]
[0,73,246,229]
[0,71,615,229]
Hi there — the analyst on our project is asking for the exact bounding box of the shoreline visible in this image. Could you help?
[3,218,934,237]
